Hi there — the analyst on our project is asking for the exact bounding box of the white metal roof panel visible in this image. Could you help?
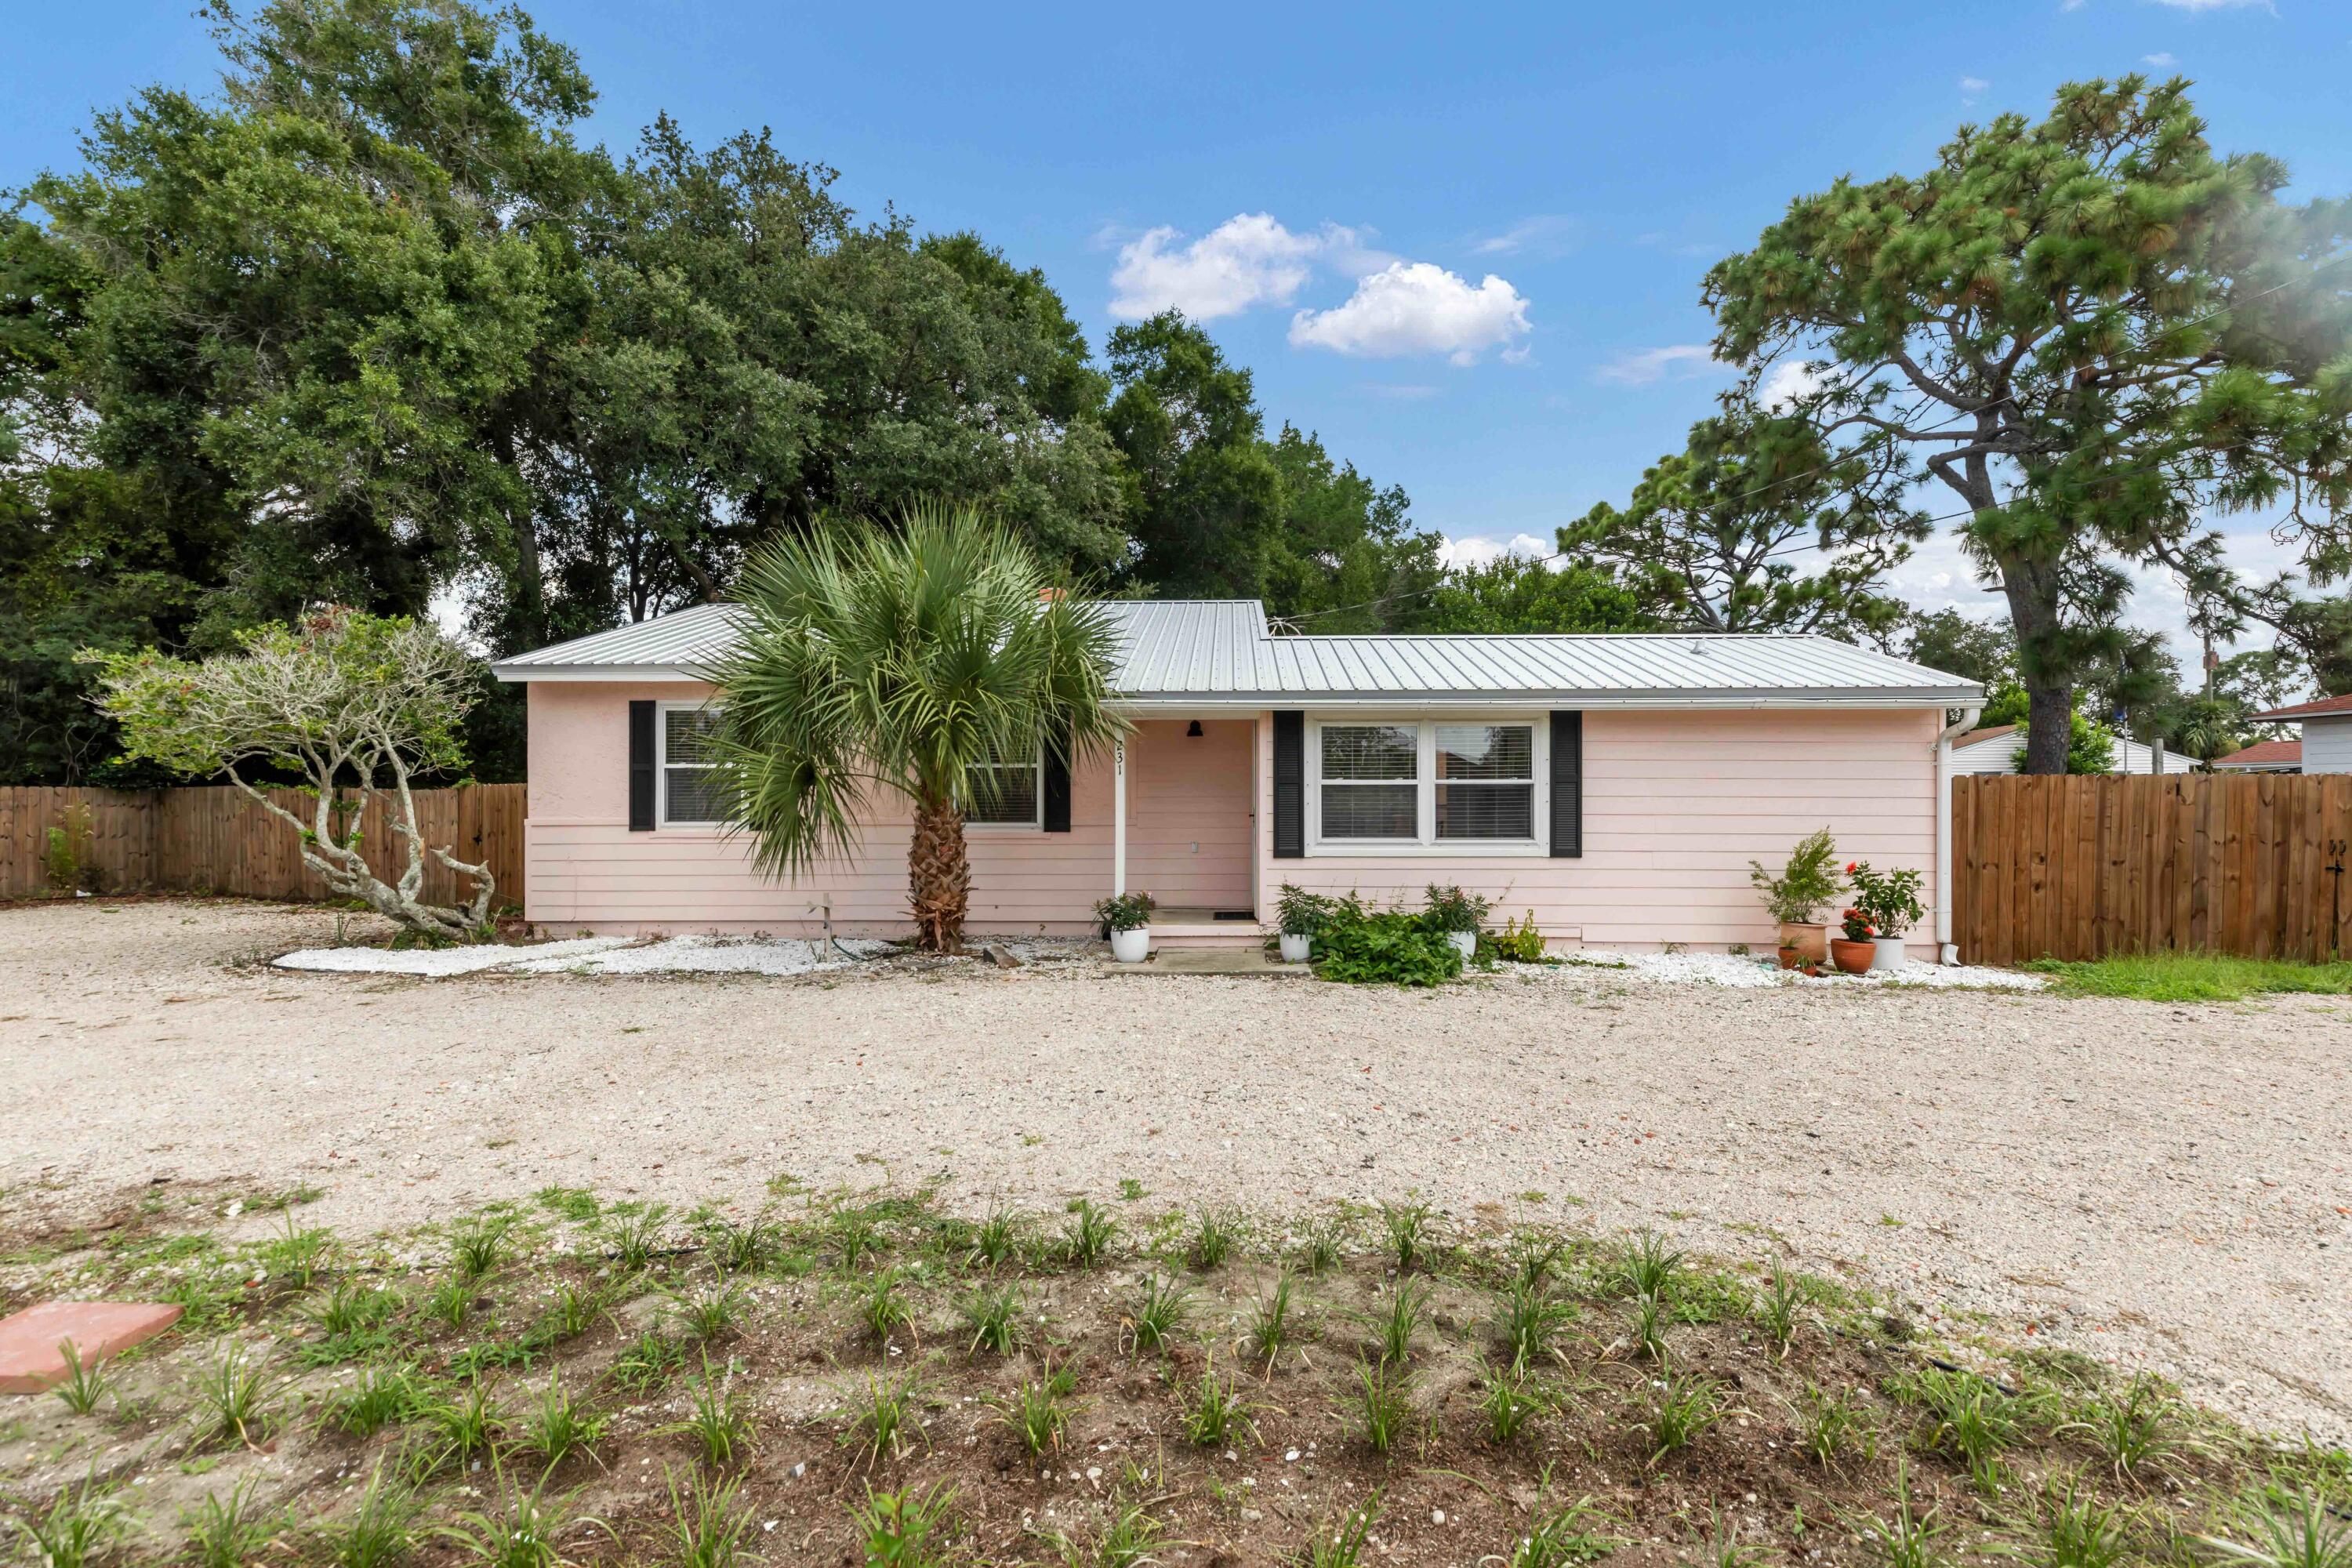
[493,597,1980,704]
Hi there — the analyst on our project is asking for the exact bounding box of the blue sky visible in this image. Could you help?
[6,0,2343,663]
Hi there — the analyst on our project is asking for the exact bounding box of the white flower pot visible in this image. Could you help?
[1278,932,1312,964]
[1109,926,1151,964]
[1446,931,1478,960]
[1870,935,1907,971]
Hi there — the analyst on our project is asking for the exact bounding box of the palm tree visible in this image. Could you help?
[709,506,1124,952]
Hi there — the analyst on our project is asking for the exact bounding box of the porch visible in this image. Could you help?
[1107,717,1265,948]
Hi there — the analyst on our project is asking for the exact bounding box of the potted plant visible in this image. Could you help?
[1748,827,1841,967]
[1829,908,1876,975]
[1274,884,1334,964]
[1095,891,1156,963]
[1422,884,1490,960]
[1847,861,1924,971]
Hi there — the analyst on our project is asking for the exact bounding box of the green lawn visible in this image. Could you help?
[2022,950,2352,1002]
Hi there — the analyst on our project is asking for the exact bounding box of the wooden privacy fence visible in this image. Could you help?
[0,784,525,906]
[1951,773,2352,965]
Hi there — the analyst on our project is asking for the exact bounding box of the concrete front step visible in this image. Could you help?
[1101,947,1311,976]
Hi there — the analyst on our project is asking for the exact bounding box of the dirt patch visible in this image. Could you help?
[3,898,2349,1447]
[1,1193,2334,1568]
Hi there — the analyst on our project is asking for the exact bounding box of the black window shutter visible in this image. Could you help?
[628,700,656,832]
[1548,710,1582,858]
[1272,710,1305,859]
[1041,724,1072,833]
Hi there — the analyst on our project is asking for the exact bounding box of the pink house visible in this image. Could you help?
[492,601,1984,956]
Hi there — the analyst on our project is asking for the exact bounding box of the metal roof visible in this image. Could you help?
[493,597,1981,706]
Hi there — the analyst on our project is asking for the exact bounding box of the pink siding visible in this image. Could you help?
[523,683,1252,934]
[524,685,1939,949]
[1254,708,1943,955]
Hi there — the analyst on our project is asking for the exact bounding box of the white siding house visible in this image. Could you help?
[1947,722,2195,775]
[2249,694,2352,775]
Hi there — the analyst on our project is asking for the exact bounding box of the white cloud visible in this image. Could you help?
[1592,343,1731,386]
[1287,263,1532,365]
[1439,533,1553,570]
[1759,359,1825,411]
[1959,75,1991,93]
[2142,50,2177,64]
[1471,214,1580,258]
[1108,213,1336,321]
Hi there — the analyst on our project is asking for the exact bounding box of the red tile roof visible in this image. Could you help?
[2210,739,2303,769]
[2254,691,2352,720]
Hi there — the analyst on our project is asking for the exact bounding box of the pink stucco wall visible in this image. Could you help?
[1254,706,1943,953]
[523,682,1253,934]
[522,683,1940,949]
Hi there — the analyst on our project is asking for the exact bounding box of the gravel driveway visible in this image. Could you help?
[4,899,2347,1441]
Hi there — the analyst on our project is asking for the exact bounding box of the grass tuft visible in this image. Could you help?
[1496,1276,1576,1372]
[1063,1200,1118,1269]
[850,1483,956,1568]
[1124,1274,1190,1356]
[1301,1493,1380,1568]
[1367,1279,1426,1367]
[1508,1498,1620,1568]
[2022,952,2352,1003]
[183,1475,279,1568]
[515,1368,607,1469]
[326,1465,419,1568]
[52,1340,111,1416]
[845,1372,927,1465]
[1356,1358,1412,1456]
[192,1345,280,1449]
[1184,1361,1254,1448]
[959,1286,1025,1357]
[1189,1207,1241,1269]
[994,1364,1074,1457]
[661,1467,754,1568]
[966,1209,1021,1271]
[448,1214,517,1281]
[1646,1370,1722,1462]
[1479,1361,1549,1446]
[1246,1267,1300,1374]
[670,1358,750,1468]
[13,1472,122,1568]
[1380,1201,1434,1273]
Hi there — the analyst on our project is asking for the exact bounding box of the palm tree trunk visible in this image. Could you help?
[908,793,971,953]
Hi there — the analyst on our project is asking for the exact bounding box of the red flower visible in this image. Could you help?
[1845,862,1857,874]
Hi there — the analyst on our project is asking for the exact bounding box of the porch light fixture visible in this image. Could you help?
[1185,720,1203,737]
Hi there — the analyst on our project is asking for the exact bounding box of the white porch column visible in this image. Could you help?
[1112,738,1127,896]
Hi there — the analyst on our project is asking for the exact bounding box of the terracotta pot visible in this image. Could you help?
[1777,920,1828,964]
[1775,946,1801,971]
[1828,938,1874,975]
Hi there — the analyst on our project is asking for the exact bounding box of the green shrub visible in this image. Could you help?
[1479,910,1551,963]
[1421,884,1490,935]
[1315,902,1463,986]
[1276,884,1345,938]
[1748,827,1840,925]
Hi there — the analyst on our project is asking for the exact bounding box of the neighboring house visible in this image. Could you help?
[492,601,1982,955]
[2210,739,2303,774]
[1944,721,2196,775]
[2249,692,2352,774]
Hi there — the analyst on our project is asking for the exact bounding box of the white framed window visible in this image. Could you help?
[1308,717,1546,854]
[658,702,725,827]
[964,739,1043,829]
